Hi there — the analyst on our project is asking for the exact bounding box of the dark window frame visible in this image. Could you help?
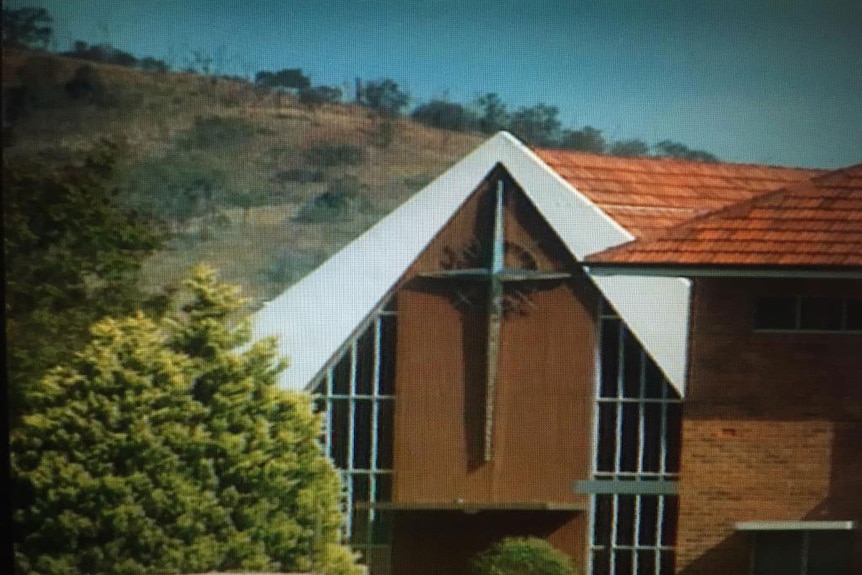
[754,295,862,333]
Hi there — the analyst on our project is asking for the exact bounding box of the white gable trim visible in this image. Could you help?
[251,132,691,395]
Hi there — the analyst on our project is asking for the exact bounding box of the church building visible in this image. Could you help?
[251,133,861,575]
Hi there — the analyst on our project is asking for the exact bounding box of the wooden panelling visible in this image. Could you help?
[392,173,598,507]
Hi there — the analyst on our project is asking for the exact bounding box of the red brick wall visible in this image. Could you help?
[677,278,862,575]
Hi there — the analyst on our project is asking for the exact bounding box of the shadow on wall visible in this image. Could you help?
[804,422,862,573]
[677,532,749,575]
[679,421,862,575]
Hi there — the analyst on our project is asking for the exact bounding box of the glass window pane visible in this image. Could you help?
[333,352,351,395]
[356,328,375,395]
[378,315,397,395]
[352,473,370,501]
[637,549,657,575]
[800,297,843,330]
[642,403,663,473]
[600,318,620,397]
[638,496,659,546]
[616,495,636,546]
[597,403,617,473]
[331,399,350,468]
[376,401,394,469]
[376,474,392,502]
[601,298,618,317]
[665,404,683,473]
[620,403,639,472]
[615,549,633,575]
[660,497,679,546]
[371,510,394,545]
[659,551,676,575]
[313,397,326,414]
[755,296,797,330]
[753,532,803,575]
[353,400,372,469]
[644,359,665,399]
[593,495,613,548]
[592,548,611,575]
[845,298,862,330]
[623,330,642,398]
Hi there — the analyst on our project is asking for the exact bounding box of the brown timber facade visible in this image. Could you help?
[310,169,684,575]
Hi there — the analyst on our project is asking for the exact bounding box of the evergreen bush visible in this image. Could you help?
[473,537,577,575]
[303,143,364,168]
[295,175,371,223]
[11,266,359,575]
[177,115,256,150]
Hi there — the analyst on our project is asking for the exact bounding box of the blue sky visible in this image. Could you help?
[10,0,862,167]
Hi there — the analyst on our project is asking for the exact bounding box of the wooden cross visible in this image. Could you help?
[421,180,568,461]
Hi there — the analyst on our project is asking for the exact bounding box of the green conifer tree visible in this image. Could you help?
[12,265,358,575]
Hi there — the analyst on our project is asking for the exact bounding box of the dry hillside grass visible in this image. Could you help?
[3,49,482,307]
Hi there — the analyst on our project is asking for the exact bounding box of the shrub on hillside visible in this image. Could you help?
[273,168,325,184]
[295,175,371,223]
[412,99,477,132]
[64,64,118,108]
[177,115,256,150]
[13,55,62,109]
[303,143,364,168]
[473,537,577,575]
[125,152,226,229]
[298,85,343,110]
[262,249,326,286]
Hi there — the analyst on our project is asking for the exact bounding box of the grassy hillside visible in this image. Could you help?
[3,48,482,308]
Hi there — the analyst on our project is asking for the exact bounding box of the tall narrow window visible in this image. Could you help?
[588,299,682,575]
[311,302,396,574]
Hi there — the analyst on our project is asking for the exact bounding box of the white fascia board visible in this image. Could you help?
[251,133,516,390]
[252,132,691,396]
[736,520,858,531]
[496,137,691,396]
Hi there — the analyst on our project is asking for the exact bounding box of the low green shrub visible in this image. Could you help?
[124,151,226,226]
[303,143,363,167]
[261,249,326,286]
[273,168,325,184]
[295,175,371,223]
[64,64,118,108]
[176,115,255,150]
[473,537,577,575]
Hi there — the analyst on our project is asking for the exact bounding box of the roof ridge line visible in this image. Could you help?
[535,146,832,172]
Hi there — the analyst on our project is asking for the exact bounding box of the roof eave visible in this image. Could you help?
[586,263,862,279]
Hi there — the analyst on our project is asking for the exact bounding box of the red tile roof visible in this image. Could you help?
[534,149,822,238]
[585,164,862,267]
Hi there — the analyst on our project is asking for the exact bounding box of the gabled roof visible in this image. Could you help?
[252,133,695,393]
[586,164,862,268]
[258,133,834,395]
[535,148,822,238]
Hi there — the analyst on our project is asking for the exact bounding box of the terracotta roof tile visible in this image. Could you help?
[586,165,862,268]
[534,148,821,239]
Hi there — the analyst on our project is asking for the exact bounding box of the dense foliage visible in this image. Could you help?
[359,78,409,117]
[473,537,577,575]
[2,7,52,49]
[255,68,311,91]
[4,145,164,423]
[11,266,359,575]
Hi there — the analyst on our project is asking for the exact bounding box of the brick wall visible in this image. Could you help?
[677,278,862,575]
